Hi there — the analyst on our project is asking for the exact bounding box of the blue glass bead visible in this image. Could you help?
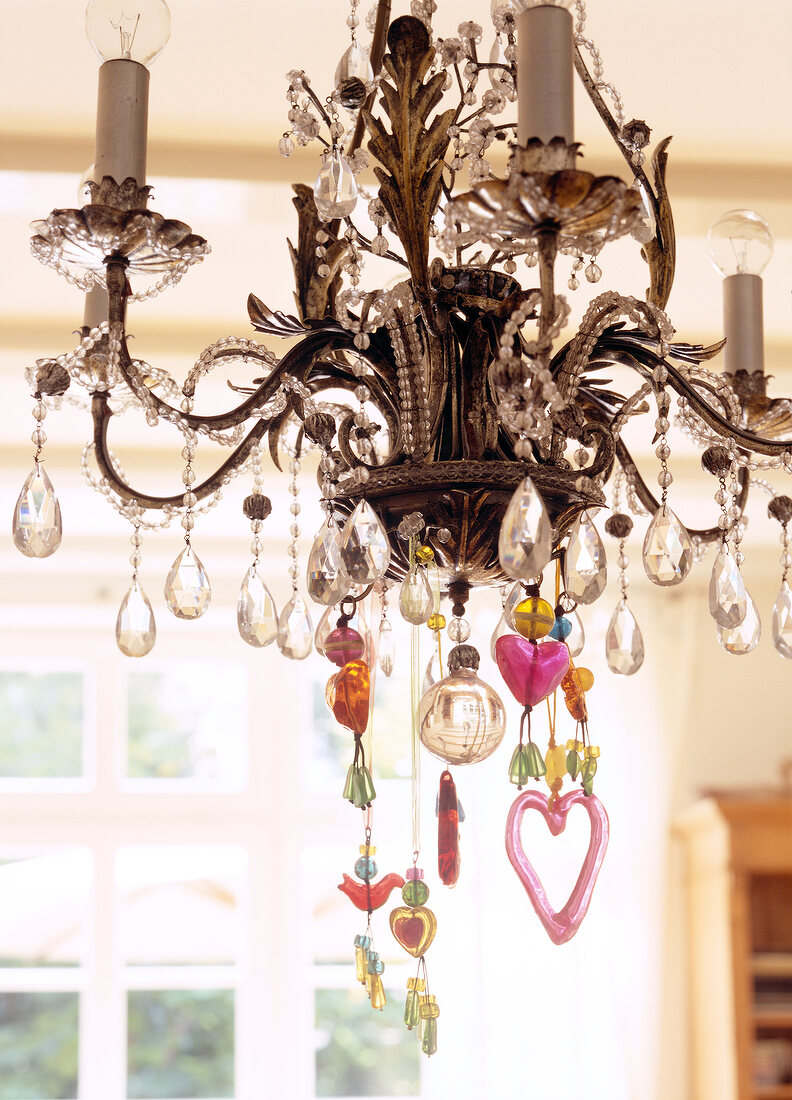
[354,856,378,881]
[354,934,371,949]
[549,615,572,641]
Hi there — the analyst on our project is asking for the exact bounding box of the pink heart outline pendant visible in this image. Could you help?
[505,789,609,945]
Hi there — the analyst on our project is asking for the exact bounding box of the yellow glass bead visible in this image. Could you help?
[407,977,425,993]
[419,994,440,1019]
[355,947,367,983]
[544,744,567,783]
[584,744,601,759]
[513,597,555,641]
[427,612,446,631]
[576,667,595,692]
[358,844,377,856]
[416,545,434,563]
[565,738,584,753]
[370,975,387,1011]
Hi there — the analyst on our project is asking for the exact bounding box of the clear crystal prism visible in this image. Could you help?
[605,599,644,675]
[717,592,760,654]
[378,619,395,677]
[503,582,524,630]
[237,565,278,648]
[772,581,792,658]
[563,511,607,605]
[306,519,349,606]
[708,543,747,628]
[314,150,358,221]
[277,593,313,660]
[339,500,390,585]
[164,544,211,620]
[399,564,433,624]
[498,476,553,581]
[335,40,373,85]
[642,504,692,587]
[422,648,441,695]
[116,579,156,657]
[490,612,512,661]
[565,608,585,658]
[13,461,62,558]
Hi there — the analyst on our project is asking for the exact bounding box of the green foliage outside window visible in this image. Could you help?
[0,992,79,1099]
[0,672,82,778]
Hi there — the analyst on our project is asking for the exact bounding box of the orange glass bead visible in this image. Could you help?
[325,671,338,709]
[576,667,595,692]
[513,597,555,641]
[332,659,371,734]
[564,692,588,722]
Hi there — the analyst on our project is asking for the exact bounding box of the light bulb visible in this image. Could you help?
[707,209,773,277]
[85,0,170,65]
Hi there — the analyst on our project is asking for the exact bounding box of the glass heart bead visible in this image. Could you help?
[324,625,365,667]
[332,659,370,734]
[513,596,555,640]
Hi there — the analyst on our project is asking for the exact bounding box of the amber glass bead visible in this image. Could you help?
[331,659,370,734]
[416,545,435,563]
[513,597,555,641]
[427,612,446,632]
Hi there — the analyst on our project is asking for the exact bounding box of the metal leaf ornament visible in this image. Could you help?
[363,16,455,322]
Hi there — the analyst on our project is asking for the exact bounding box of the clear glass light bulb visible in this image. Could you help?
[707,209,774,277]
[85,0,171,65]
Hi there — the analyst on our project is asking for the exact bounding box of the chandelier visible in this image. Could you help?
[15,0,792,1055]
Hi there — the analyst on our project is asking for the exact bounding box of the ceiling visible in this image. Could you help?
[0,0,791,607]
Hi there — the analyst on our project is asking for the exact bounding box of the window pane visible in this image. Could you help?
[0,671,83,778]
[126,663,246,785]
[0,991,79,1099]
[127,989,234,1099]
[0,850,91,967]
[315,988,419,1098]
[117,846,245,966]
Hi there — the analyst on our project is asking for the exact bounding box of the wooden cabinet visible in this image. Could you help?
[677,796,792,1099]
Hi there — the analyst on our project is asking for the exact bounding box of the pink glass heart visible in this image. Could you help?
[495,635,570,707]
[505,789,609,944]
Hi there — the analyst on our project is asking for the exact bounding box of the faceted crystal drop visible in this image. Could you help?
[13,461,62,558]
[378,619,395,677]
[772,581,792,659]
[717,593,761,655]
[277,593,314,660]
[339,500,391,585]
[399,564,434,625]
[503,582,524,630]
[164,545,211,620]
[306,519,350,606]
[335,40,374,85]
[115,579,156,658]
[314,150,358,221]
[566,608,585,658]
[563,511,607,605]
[498,476,553,581]
[642,504,692,587]
[489,613,512,661]
[422,648,441,695]
[237,565,278,648]
[708,543,748,628]
[605,600,644,676]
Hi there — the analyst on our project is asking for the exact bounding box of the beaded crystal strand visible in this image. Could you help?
[277,451,313,660]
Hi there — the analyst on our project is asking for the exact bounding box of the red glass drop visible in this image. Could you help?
[438,769,460,887]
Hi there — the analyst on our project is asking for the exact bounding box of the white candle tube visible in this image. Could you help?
[94,58,150,186]
[83,285,109,331]
[723,273,764,375]
[517,5,574,147]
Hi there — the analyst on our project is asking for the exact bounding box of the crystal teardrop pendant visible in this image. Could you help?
[334,40,374,85]
[772,581,792,658]
[605,600,644,675]
[277,593,313,660]
[565,608,585,658]
[12,461,62,558]
[563,511,607,605]
[378,618,395,676]
[399,564,434,625]
[717,593,761,654]
[708,543,747,628]
[498,476,553,581]
[489,612,512,661]
[641,504,692,586]
[339,500,391,585]
[237,565,278,648]
[306,519,349,606]
[314,149,358,221]
[503,582,524,630]
[422,648,441,695]
[115,579,156,657]
[164,544,211,620]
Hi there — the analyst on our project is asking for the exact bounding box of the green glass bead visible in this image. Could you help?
[401,879,430,907]
[357,765,376,806]
[404,990,420,1029]
[421,1017,438,1056]
[524,742,546,779]
[583,776,594,796]
[580,756,598,783]
[343,764,356,802]
[508,744,530,786]
[566,749,581,779]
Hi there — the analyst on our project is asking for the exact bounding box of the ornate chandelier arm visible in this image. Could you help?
[614,437,749,541]
[573,48,674,309]
[90,392,279,510]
